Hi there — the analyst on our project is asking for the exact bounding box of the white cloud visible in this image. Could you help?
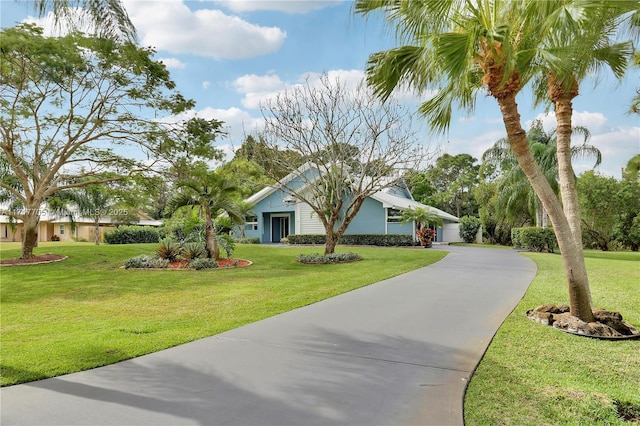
[220,0,343,14]
[22,10,94,36]
[528,111,608,134]
[202,81,211,90]
[233,69,369,109]
[158,57,187,69]
[122,1,286,60]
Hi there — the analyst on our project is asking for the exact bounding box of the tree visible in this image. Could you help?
[577,171,625,251]
[483,120,600,227]
[257,74,430,255]
[0,25,221,259]
[530,1,636,274]
[55,184,112,244]
[169,169,244,261]
[354,0,632,322]
[424,153,479,217]
[30,0,136,41]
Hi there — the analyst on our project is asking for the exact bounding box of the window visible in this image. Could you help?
[245,215,258,231]
[386,208,402,223]
[59,225,65,235]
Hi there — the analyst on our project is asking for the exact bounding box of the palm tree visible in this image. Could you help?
[400,206,443,246]
[483,120,601,227]
[529,0,636,260]
[30,0,136,41]
[354,0,608,322]
[169,171,244,261]
[55,184,112,245]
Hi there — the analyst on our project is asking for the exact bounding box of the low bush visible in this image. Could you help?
[188,258,219,270]
[459,216,482,243]
[287,234,416,246]
[104,226,161,244]
[236,237,260,244]
[511,227,557,252]
[217,234,235,259]
[123,255,169,269]
[297,252,362,264]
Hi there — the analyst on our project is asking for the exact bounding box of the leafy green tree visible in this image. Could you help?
[169,169,244,261]
[0,25,220,259]
[577,171,622,251]
[354,0,630,322]
[403,169,436,205]
[424,154,479,218]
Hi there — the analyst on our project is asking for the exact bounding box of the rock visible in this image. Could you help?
[527,305,640,338]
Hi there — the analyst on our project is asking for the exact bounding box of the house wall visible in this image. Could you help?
[344,197,386,234]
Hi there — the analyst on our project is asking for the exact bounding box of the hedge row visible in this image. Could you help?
[104,225,163,244]
[287,234,417,247]
[511,227,557,252]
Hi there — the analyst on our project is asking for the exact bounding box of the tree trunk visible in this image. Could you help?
[324,228,339,255]
[497,94,594,322]
[94,218,100,245]
[553,87,592,304]
[205,208,220,260]
[20,212,40,259]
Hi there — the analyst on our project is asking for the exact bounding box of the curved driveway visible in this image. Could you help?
[1,245,536,426]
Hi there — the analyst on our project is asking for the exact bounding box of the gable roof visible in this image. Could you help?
[245,162,459,222]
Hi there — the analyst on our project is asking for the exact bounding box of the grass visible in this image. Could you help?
[0,241,446,386]
[464,250,640,425]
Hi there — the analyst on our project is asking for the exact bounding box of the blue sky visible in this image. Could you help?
[2,0,638,178]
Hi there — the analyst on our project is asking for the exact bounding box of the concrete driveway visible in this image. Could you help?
[0,245,536,426]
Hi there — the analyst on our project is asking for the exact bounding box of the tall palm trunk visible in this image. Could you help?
[497,93,594,322]
[205,207,220,260]
[550,77,592,304]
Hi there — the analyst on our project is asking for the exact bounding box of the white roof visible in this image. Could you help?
[370,191,459,222]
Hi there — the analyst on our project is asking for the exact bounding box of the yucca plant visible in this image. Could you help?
[180,241,205,261]
[156,238,181,262]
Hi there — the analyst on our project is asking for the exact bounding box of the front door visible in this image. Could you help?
[271,216,289,243]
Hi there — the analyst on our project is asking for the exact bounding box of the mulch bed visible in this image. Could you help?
[0,254,68,266]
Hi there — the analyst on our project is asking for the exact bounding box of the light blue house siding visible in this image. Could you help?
[239,163,460,243]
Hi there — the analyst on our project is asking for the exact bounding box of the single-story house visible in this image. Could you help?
[0,205,162,243]
[239,163,468,244]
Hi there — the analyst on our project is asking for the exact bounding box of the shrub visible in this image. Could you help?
[156,238,181,262]
[511,227,557,252]
[236,237,260,244]
[459,216,482,243]
[104,226,161,244]
[123,255,169,269]
[217,234,235,259]
[180,242,205,261]
[287,234,416,247]
[50,234,60,241]
[188,258,218,270]
[297,252,362,264]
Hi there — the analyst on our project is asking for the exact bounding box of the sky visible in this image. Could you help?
[1,0,639,179]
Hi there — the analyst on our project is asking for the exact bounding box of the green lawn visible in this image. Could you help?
[0,241,446,386]
[464,250,640,425]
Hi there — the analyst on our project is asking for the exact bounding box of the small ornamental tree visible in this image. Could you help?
[258,74,433,255]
